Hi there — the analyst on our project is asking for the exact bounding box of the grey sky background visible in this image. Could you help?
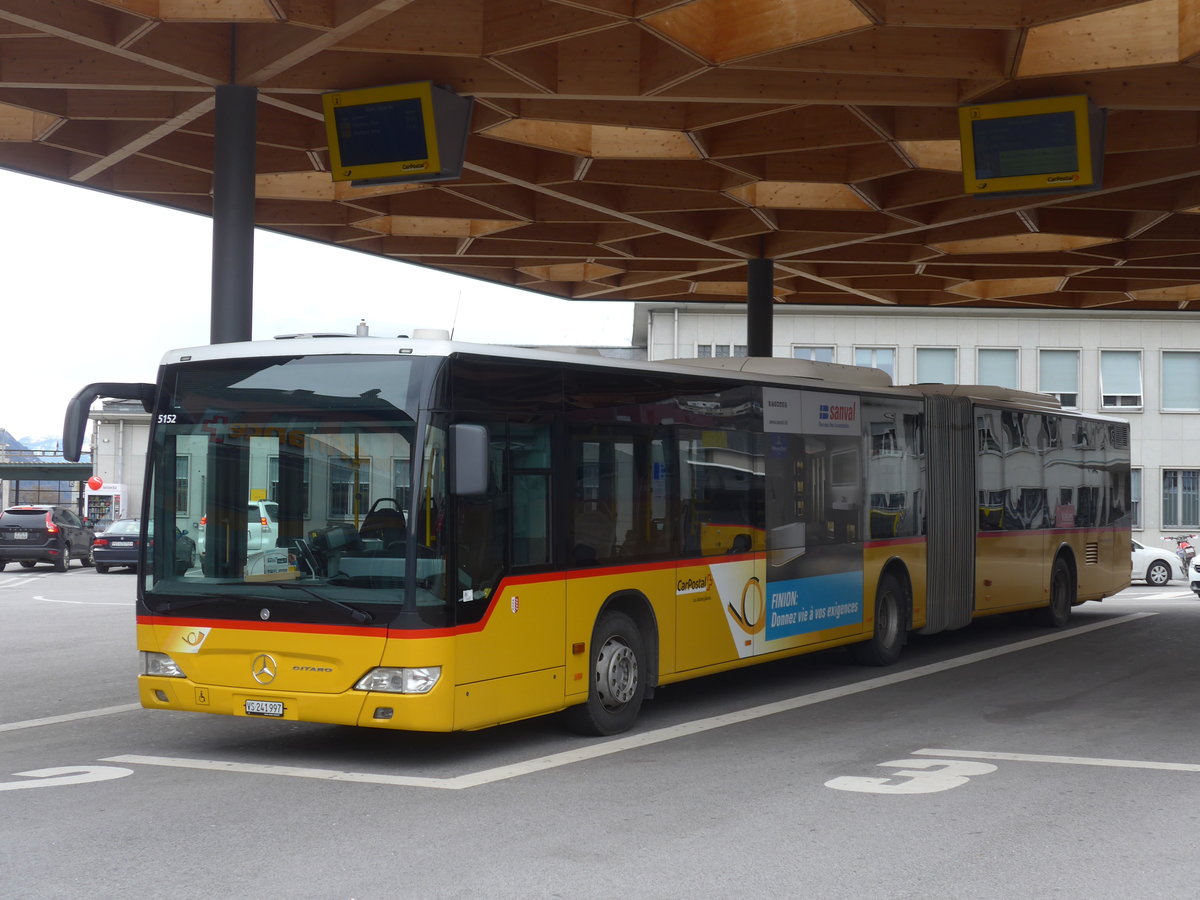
[0,168,633,442]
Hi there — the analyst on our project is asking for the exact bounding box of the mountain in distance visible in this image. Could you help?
[18,435,63,452]
[0,428,27,452]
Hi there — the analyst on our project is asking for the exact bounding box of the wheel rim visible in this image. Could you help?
[1149,563,1169,585]
[878,590,900,645]
[595,635,638,710]
[1053,567,1070,614]
[62,547,71,567]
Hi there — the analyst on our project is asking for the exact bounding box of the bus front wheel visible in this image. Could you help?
[564,611,646,736]
[850,572,907,666]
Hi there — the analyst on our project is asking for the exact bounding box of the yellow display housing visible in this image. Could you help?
[322,81,441,183]
[958,95,1102,196]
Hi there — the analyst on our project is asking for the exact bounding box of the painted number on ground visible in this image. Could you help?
[0,765,133,792]
[825,758,998,794]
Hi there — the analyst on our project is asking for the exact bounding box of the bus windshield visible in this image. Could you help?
[142,353,451,628]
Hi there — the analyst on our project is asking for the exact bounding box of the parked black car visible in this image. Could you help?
[92,518,196,576]
[0,505,95,572]
[91,517,142,573]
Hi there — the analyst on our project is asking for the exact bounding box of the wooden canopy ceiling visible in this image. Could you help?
[6,0,1200,311]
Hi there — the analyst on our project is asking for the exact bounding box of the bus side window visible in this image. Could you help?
[510,424,551,566]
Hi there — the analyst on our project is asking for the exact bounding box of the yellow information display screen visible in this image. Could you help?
[322,82,442,183]
[959,95,1102,196]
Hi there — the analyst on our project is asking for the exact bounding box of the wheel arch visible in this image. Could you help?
[596,589,659,690]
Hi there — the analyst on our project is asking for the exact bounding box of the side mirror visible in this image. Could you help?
[62,382,155,462]
[450,424,488,496]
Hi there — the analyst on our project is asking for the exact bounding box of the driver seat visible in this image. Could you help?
[360,498,406,551]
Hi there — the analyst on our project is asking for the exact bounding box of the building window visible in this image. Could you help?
[697,344,746,358]
[175,455,189,517]
[854,346,895,379]
[916,347,957,384]
[1039,349,1079,408]
[1100,350,1142,408]
[1161,351,1200,411]
[977,348,1018,389]
[392,456,412,509]
[1131,468,1142,530]
[793,346,834,362]
[329,457,371,520]
[1162,469,1200,529]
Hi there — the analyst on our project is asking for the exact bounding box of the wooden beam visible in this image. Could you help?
[644,0,872,64]
[1018,0,1179,78]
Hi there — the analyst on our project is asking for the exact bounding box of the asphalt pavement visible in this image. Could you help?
[2,566,1199,899]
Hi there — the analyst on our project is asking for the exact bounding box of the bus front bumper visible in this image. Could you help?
[138,675,457,732]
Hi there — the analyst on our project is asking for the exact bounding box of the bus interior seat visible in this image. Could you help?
[359,498,407,551]
[573,503,614,562]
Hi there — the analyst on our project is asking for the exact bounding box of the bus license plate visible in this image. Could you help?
[245,700,284,717]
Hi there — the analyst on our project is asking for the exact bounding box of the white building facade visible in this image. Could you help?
[85,400,150,525]
[639,303,1200,545]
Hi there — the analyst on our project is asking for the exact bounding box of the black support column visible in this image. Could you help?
[746,257,774,357]
[210,84,258,344]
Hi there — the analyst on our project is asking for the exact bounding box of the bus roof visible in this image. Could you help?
[158,334,1118,420]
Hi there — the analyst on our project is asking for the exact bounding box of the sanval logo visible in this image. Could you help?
[819,403,857,423]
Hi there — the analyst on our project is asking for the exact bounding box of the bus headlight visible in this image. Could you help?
[141,651,186,678]
[355,667,441,694]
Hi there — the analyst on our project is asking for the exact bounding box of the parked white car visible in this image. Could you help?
[1131,539,1184,586]
[197,500,279,568]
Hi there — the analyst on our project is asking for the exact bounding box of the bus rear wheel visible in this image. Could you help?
[850,572,907,666]
[1033,558,1073,628]
[564,610,646,736]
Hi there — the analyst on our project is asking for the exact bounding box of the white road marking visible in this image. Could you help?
[103,612,1153,790]
[0,765,134,791]
[0,704,142,734]
[0,573,50,588]
[32,595,132,606]
[914,748,1200,773]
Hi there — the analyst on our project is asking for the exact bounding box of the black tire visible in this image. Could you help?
[95,563,110,574]
[19,561,35,569]
[54,546,71,572]
[0,561,6,572]
[1146,560,1171,586]
[79,547,93,568]
[1033,558,1074,627]
[563,610,646,736]
[850,572,907,666]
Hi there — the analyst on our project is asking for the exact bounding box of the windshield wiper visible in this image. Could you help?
[152,597,226,613]
[270,583,374,624]
[149,584,374,624]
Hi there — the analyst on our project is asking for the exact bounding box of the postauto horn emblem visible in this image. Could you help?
[251,653,278,685]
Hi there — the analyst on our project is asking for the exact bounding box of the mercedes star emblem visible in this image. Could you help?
[251,653,277,685]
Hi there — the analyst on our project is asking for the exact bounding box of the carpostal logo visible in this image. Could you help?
[676,574,714,596]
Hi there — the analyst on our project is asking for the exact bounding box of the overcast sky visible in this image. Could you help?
[0,168,634,442]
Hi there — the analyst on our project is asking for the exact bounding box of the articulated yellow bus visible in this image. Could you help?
[64,336,1131,735]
